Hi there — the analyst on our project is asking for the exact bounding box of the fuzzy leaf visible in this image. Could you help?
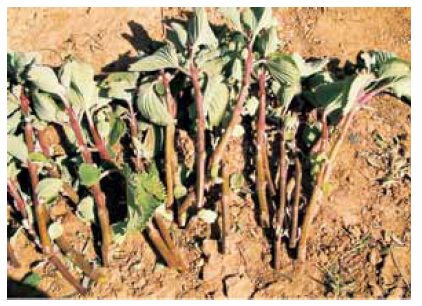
[204,77,230,128]
[78,163,101,187]
[7,135,28,163]
[36,178,63,204]
[48,221,63,240]
[188,8,218,51]
[130,44,179,72]
[266,53,301,86]
[136,81,174,126]
[27,65,65,96]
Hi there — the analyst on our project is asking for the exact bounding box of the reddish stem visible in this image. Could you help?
[189,64,206,208]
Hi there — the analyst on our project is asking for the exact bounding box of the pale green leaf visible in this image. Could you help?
[167,22,188,51]
[266,53,301,86]
[136,81,174,126]
[29,152,49,163]
[77,196,96,224]
[22,272,42,288]
[188,8,218,51]
[7,135,28,163]
[198,209,218,224]
[27,65,65,96]
[204,77,230,128]
[130,44,179,72]
[32,89,65,123]
[48,221,63,240]
[291,53,329,78]
[36,178,63,204]
[218,7,242,30]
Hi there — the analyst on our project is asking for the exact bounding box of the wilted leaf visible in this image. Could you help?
[36,178,63,204]
[7,135,28,163]
[78,163,101,187]
[130,44,179,72]
[136,81,174,126]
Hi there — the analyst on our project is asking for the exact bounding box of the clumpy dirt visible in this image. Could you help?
[7,7,411,299]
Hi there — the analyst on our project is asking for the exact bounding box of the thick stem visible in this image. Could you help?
[274,131,287,270]
[256,70,270,228]
[289,154,302,249]
[209,42,254,176]
[38,129,79,205]
[87,115,112,162]
[154,214,188,271]
[221,163,230,254]
[189,64,206,208]
[59,94,111,266]
[263,140,277,197]
[165,124,175,208]
[55,236,106,283]
[146,223,179,269]
[92,185,112,267]
[7,242,20,268]
[297,116,329,264]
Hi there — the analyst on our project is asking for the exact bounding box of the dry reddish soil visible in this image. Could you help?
[7,7,411,299]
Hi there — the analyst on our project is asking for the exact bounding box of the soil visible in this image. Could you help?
[7,7,411,299]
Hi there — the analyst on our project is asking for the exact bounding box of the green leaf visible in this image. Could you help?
[8,51,41,83]
[7,135,28,163]
[7,109,21,134]
[218,7,242,30]
[266,53,301,86]
[230,173,245,192]
[29,152,49,163]
[241,7,274,40]
[78,163,101,187]
[198,209,218,224]
[77,196,96,224]
[378,58,410,81]
[136,81,174,126]
[108,117,126,146]
[204,77,230,128]
[36,178,63,204]
[60,58,97,111]
[100,72,139,101]
[278,83,301,110]
[188,8,218,51]
[27,65,65,96]
[291,53,329,78]
[200,54,232,76]
[256,27,279,57]
[48,221,63,240]
[167,22,188,51]
[130,44,179,72]
[32,89,65,123]
[22,272,42,288]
